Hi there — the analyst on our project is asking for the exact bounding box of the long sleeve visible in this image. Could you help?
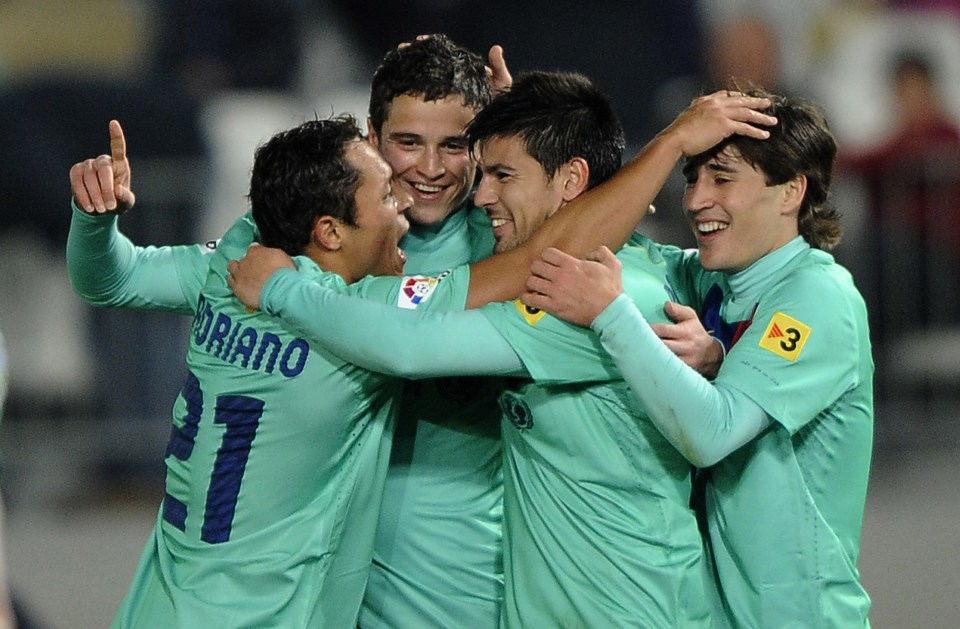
[66,201,212,314]
[592,294,770,467]
[261,268,527,378]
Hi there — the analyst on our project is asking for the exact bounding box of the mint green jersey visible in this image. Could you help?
[478,237,711,628]
[69,205,501,627]
[689,241,874,627]
[112,216,403,628]
[361,205,504,629]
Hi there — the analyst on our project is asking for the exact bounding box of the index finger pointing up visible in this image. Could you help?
[109,119,127,163]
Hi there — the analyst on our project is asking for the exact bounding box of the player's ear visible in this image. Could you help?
[366,118,380,147]
[780,174,807,216]
[560,157,590,202]
[313,216,344,252]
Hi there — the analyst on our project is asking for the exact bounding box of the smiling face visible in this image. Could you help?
[339,141,412,280]
[473,135,569,254]
[683,145,803,273]
[369,94,479,227]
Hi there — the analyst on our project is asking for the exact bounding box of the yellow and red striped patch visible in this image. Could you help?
[514,299,547,326]
[758,311,811,361]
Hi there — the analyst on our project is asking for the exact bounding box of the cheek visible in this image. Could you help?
[446,156,473,183]
[382,149,415,175]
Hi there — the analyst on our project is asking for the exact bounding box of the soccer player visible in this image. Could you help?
[75,117,413,627]
[523,89,875,627]
[359,35,504,628]
[226,80,776,627]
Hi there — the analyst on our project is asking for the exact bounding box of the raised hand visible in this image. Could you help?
[227,244,297,311]
[69,119,136,214]
[523,246,623,327]
[650,301,724,379]
[485,45,512,93]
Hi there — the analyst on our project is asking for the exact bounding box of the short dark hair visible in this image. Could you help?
[249,115,363,255]
[368,34,492,135]
[466,70,625,188]
[683,88,842,250]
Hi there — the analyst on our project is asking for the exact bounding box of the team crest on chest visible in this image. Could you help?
[499,390,534,431]
[758,311,811,361]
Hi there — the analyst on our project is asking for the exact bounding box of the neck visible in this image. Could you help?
[304,245,355,284]
[727,236,808,301]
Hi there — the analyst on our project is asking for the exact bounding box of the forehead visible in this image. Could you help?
[383,94,477,133]
[478,135,543,172]
[686,144,756,177]
[346,140,392,185]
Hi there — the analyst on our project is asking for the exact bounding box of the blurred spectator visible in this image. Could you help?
[843,50,960,170]
[839,49,960,339]
[840,50,960,253]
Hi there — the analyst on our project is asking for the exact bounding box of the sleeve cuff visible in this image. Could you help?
[260,268,302,316]
[591,293,639,334]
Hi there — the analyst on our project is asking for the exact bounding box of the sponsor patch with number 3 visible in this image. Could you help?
[758,311,811,361]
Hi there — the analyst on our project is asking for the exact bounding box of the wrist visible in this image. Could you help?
[705,335,726,380]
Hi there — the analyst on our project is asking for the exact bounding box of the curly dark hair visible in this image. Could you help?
[466,70,625,189]
[368,34,492,135]
[248,115,363,255]
[683,88,842,250]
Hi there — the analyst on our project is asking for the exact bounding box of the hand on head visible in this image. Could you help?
[666,91,778,158]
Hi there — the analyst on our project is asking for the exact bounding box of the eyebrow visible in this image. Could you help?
[704,160,739,174]
[387,132,468,143]
[480,162,516,175]
[682,157,739,180]
[386,132,421,142]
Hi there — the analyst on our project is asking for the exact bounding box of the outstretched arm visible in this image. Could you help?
[67,120,209,312]
[524,246,769,467]
[67,205,206,312]
[464,91,777,308]
[252,266,526,379]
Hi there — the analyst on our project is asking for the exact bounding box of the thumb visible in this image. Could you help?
[591,245,619,270]
[664,300,698,323]
[114,184,136,212]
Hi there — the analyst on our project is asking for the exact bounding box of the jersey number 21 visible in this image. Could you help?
[162,371,263,544]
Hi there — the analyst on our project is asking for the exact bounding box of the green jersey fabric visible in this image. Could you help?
[69,204,501,627]
[478,236,711,628]
[692,239,873,627]
[103,215,405,628]
[67,202,212,314]
[590,238,874,628]
[361,204,504,629]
